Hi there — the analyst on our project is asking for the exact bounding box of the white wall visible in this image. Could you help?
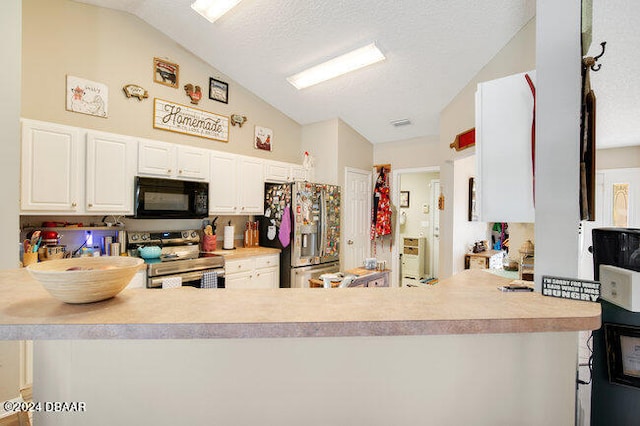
[452,155,489,274]
[34,333,580,426]
[534,0,582,289]
[301,119,339,184]
[0,0,22,406]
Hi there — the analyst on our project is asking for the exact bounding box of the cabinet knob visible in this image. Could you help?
[241,207,245,211]
[88,203,93,208]
[167,169,172,174]
[71,202,77,207]
[347,240,354,245]
[179,170,183,174]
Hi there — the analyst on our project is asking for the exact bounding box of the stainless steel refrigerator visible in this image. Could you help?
[259,181,340,287]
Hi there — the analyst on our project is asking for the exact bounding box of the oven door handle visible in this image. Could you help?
[148,269,225,288]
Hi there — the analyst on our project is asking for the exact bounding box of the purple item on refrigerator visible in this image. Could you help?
[279,205,291,247]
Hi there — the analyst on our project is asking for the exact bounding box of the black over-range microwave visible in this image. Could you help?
[133,176,209,219]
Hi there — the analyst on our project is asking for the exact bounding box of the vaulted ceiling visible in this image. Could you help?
[74,0,638,149]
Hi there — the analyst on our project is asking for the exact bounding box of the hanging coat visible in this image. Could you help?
[371,168,392,239]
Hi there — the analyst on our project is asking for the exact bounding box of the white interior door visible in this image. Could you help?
[431,179,440,278]
[343,168,372,270]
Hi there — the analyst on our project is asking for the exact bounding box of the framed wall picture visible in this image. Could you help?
[209,78,229,104]
[254,126,272,151]
[468,177,478,221]
[153,58,179,88]
[604,323,640,389]
[66,75,108,118]
[400,191,410,208]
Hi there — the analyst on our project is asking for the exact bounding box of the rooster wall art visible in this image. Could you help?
[184,84,202,105]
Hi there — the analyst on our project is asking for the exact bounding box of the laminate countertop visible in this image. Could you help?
[0,269,600,340]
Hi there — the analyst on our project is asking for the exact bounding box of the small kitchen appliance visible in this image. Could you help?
[127,229,224,288]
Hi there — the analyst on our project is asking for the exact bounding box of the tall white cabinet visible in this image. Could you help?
[475,70,536,223]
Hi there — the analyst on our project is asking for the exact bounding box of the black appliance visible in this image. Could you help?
[134,176,208,219]
[590,227,640,426]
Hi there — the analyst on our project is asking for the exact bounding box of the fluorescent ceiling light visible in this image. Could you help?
[191,0,242,23]
[287,43,386,90]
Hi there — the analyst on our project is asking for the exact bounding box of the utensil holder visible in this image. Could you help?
[202,234,217,252]
[23,252,38,267]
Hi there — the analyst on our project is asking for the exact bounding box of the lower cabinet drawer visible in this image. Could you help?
[225,258,255,274]
[255,254,278,269]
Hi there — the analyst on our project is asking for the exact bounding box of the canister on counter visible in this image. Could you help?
[110,242,121,256]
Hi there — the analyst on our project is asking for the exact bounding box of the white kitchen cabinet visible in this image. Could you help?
[264,160,307,183]
[21,119,82,212]
[209,153,264,215]
[238,156,265,214]
[85,130,137,214]
[138,139,209,180]
[475,70,536,223]
[224,254,279,289]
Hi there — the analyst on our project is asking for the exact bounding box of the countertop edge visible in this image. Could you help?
[0,315,601,340]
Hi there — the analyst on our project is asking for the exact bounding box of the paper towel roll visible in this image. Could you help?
[223,225,235,249]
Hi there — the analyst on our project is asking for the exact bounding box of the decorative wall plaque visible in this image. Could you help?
[153,98,229,142]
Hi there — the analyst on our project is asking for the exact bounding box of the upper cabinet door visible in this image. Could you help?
[210,152,239,214]
[264,161,290,183]
[86,131,137,214]
[176,146,209,180]
[138,139,176,177]
[476,70,536,223]
[21,120,81,212]
[238,156,265,214]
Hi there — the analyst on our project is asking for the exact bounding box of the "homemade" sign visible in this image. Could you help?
[153,98,229,142]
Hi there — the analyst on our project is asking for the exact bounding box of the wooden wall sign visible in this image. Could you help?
[153,98,229,142]
[449,128,475,151]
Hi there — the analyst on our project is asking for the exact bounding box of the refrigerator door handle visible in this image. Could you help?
[319,190,327,258]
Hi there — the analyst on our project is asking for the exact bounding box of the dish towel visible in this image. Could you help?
[279,205,291,247]
[201,271,218,289]
[162,277,182,289]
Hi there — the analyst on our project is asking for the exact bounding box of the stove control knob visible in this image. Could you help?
[131,234,138,241]
[141,234,148,241]
[182,231,189,239]
[191,231,197,238]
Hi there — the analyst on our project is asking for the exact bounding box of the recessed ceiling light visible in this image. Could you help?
[390,118,412,127]
[191,0,242,23]
[287,43,386,90]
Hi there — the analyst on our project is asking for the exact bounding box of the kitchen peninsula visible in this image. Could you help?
[0,268,599,425]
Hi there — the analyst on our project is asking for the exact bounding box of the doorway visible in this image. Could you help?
[391,167,440,287]
[343,167,373,270]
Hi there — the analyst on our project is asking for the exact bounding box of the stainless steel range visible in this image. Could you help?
[127,229,225,288]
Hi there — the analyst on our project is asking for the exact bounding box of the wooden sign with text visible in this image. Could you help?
[153,98,229,142]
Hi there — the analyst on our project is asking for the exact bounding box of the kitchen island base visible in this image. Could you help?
[34,332,579,426]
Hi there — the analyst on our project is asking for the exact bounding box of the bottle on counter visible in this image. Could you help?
[252,221,259,246]
[244,222,253,248]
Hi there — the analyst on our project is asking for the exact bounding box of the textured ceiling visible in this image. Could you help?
[588,0,640,148]
[72,1,638,149]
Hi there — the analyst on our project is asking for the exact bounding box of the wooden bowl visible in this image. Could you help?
[26,257,144,304]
